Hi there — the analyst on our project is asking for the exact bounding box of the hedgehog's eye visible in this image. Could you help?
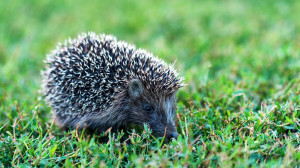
[143,104,153,113]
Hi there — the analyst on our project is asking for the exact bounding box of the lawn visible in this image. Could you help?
[0,0,299,167]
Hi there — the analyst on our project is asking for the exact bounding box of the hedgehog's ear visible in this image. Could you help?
[129,79,144,99]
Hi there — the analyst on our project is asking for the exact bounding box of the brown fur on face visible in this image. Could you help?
[54,79,178,140]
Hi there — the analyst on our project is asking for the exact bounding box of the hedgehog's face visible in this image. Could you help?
[126,79,178,140]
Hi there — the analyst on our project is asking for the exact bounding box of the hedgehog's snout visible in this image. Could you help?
[164,126,179,140]
[147,118,178,140]
[166,123,179,140]
[168,132,178,140]
[156,128,179,140]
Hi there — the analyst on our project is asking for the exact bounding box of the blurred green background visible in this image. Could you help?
[0,0,299,167]
[1,0,299,104]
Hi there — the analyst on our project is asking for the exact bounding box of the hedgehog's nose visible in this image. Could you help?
[168,132,178,140]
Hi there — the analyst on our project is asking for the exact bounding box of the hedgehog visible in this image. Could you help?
[41,32,184,140]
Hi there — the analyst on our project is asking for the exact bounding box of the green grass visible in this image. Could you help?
[0,0,300,167]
